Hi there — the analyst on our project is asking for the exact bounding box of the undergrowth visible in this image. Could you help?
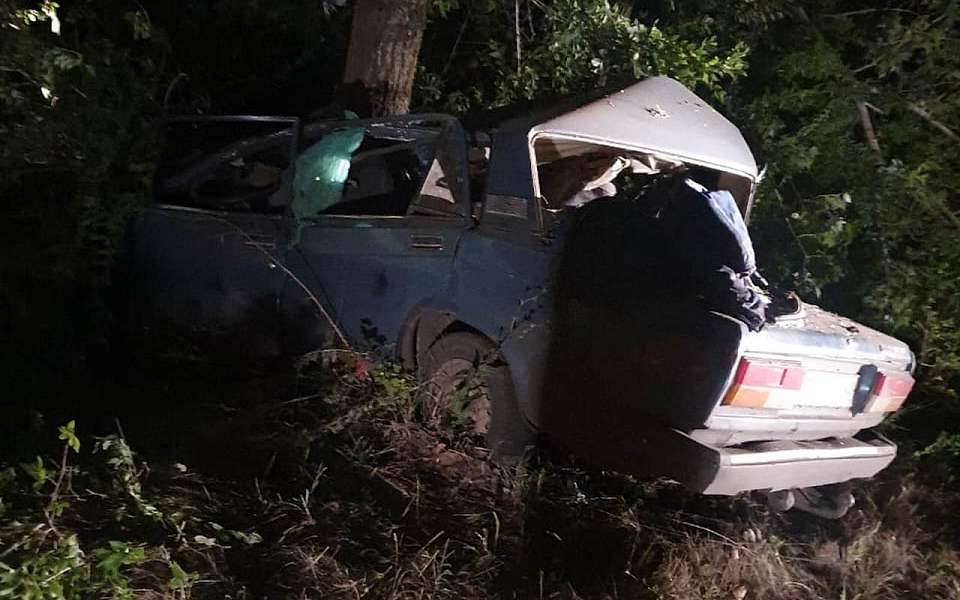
[2,358,959,599]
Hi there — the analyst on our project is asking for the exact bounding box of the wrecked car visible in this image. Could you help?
[112,77,916,517]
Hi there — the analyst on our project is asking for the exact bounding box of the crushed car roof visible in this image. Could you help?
[528,77,759,181]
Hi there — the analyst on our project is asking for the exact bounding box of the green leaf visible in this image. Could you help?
[58,420,80,453]
[93,541,146,584]
[21,456,47,491]
[168,560,199,591]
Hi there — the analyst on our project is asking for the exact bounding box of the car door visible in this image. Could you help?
[126,116,297,355]
[279,117,471,355]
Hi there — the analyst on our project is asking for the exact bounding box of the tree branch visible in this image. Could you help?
[857,101,882,154]
[852,60,878,75]
[822,8,918,18]
[908,102,960,143]
[514,0,522,75]
[163,72,188,111]
[441,2,471,77]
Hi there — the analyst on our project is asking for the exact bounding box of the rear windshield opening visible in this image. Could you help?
[532,137,753,216]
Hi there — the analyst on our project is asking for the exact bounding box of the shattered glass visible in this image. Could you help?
[290,127,365,243]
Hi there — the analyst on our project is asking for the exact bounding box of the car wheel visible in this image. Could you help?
[418,332,535,462]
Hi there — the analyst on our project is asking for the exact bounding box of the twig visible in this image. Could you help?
[930,199,960,229]
[670,518,752,553]
[908,102,960,142]
[163,72,188,111]
[514,0,522,75]
[931,1,957,25]
[785,581,816,593]
[857,101,882,154]
[777,187,811,281]
[862,101,886,115]
[0,65,43,88]
[441,3,472,77]
[822,8,918,18]
[40,565,74,586]
[278,393,323,405]
[45,441,71,534]
[852,60,878,74]
[0,524,47,559]
[527,0,537,36]
[417,530,446,552]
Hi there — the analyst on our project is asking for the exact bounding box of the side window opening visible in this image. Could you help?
[292,123,465,219]
[411,157,457,216]
[156,118,296,215]
[407,126,471,219]
[323,137,426,216]
[292,126,366,218]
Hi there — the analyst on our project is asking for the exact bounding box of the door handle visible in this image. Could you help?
[410,234,444,250]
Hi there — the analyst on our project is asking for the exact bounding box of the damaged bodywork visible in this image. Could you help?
[112,77,916,517]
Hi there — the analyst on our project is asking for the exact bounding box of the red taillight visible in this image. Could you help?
[737,360,805,390]
[722,359,805,408]
[868,373,915,412]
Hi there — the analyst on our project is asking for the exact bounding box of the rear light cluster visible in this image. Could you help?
[722,360,803,408]
[865,372,913,412]
[722,359,914,413]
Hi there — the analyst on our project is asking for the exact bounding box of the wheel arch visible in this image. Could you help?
[397,306,498,371]
[398,305,542,430]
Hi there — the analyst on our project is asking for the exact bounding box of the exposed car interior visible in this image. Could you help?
[157,120,462,219]
[531,137,753,216]
[317,136,427,217]
[155,119,294,214]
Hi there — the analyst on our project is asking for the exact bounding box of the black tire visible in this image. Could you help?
[418,332,535,462]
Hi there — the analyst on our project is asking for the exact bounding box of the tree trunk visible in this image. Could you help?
[340,0,429,117]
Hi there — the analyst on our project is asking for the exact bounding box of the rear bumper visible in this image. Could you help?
[541,414,897,496]
[669,429,897,495]
[702,432,896,494]
[694,409,887,446]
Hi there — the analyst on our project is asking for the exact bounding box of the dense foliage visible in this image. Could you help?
[415,0,748,112]
[740,1,960,389]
